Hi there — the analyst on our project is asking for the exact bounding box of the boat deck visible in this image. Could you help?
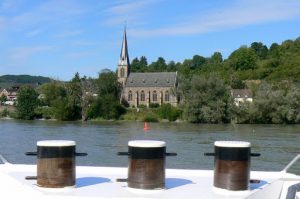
[1,163,299,199]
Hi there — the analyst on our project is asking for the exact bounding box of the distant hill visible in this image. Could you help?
[0,75,52,89]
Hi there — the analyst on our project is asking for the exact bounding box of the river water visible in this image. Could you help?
[0,119,300,173]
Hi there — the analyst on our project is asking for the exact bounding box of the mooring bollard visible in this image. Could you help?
[205,141,260,191]
[117,140,176,190]
[25,140,87,188]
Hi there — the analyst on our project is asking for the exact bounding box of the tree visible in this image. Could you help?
[210,52,223,64]
[157,104,181,121]
[148,57,167,72]
[130,56,148,72]
[87,70,125,120]
[179,74,231,123]
[268,43,280,58]
[139,56,148,71]
[67,72,84,121]
[0,95,6,104]
[190,55,206,69]
[228,46,258,70]
[130,57,140,72]
[167,61,177,71]
[250,42,268,60]
[16,85,39,120]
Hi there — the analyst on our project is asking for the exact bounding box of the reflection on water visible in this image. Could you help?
[0,119,300,173]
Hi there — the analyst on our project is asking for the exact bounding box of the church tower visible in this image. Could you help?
[118,27,130,86]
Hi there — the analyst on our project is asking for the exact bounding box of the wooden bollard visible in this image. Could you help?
[128,140,166,190]
[26,140,87,188]
[213,141,251,191]
[37,140,76,188]
[117,140,177,190]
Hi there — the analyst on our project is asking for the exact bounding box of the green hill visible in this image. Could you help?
[129,36,300,85]
[0,75,52,89]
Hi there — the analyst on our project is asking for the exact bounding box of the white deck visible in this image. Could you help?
[1,163,300,199]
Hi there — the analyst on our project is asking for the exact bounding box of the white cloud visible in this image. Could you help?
[0,17,5,28]
[103,0,160,26]
[130,0,300,37]
[26,28,46,37]
[8,45,55,62]
[54,30,84,38]
[4,0,87,32]
[105,0,158,14]
[71,40,102,46]
[66,51,96,59]
[0,0,23,11]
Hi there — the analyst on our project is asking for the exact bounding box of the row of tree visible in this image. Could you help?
[15,71,125,121]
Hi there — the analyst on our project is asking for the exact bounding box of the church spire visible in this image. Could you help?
[119,27,130,67]
[117,26,130,86]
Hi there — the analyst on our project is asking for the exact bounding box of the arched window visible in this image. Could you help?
[128,91,132,101]
[152,91,157,102]
[120,68,125,77]
[140,90,145,101]
[165,91,170,102]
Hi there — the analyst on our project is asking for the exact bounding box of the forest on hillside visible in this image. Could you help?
[0,75,52,89]
[130,37,300,86]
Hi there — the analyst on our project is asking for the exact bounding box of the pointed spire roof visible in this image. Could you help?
[118,27,130,66]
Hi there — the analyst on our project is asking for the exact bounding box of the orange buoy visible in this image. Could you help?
[143,122,150,131]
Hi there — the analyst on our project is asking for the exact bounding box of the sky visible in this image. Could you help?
[0,0,300,80]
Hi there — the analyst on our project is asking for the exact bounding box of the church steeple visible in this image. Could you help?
[118,27,130,86]
[119,27,130,67]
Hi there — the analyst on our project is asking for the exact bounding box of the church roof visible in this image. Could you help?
[125,72,177,87]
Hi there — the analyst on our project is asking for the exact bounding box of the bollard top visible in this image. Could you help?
[128,140,165,148]
[37,140,76,147]
[214,141,251,148]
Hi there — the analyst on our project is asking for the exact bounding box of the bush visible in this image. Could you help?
[1,108,9,117]
[157,104,181,121]
[143,115,159,122]
[34,106,53,119]
[137,104,147,108]
[149,103,160,108]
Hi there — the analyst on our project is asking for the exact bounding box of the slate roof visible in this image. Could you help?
[125,72,177,87]
[232,89,253,98]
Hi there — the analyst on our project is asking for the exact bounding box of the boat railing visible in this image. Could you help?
[281,154,300,174]
[0,154,10,164]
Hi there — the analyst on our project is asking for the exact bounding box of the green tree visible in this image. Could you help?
[139,56,148,72]
[131,57,140,72]
[250,42,268,60]
[167,61,177,71]
[179,74,231,123]
[148,57,167,72]
[16,85,39,120]
[268,43,280,58]
[210,52,223,64]
[0,95,6,104]
[190,55,206,69]
[228,46,258,70]
[88,70,125,120]
[38,81,66,106]
[157,104,181,121]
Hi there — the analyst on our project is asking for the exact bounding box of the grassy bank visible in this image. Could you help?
[0,105,16,118]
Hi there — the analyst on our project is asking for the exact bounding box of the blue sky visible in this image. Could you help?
[0,0,300,80]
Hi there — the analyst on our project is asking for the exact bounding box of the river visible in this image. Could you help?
[0,119,300,173]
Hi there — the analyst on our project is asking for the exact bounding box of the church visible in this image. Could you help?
[117,28,178,107]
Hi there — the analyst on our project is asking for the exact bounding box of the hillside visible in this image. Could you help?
[0,75,52,89]
[129,36,300,86]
